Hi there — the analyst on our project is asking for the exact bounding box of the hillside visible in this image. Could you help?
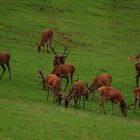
[0,0,140,140]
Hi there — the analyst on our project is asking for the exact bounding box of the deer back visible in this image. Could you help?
[98,86,123,102]
[0,52,10,64]
[90,74,112,91]
[51,64,75,77]
[45,74,61,88]
[41,29,53,42]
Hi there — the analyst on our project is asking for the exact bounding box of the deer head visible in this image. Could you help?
[51,46,69,66]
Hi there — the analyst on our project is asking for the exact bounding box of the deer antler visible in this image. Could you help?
[37,67,45,82]
[86,83,90,90]
[63,45,69,57]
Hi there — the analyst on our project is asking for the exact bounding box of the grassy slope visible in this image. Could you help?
[0,0,140,139]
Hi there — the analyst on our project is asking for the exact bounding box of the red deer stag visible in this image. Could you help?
[65,80,88,108]
[51,45,69,66]
[0,52,11,80]
[88,73,112,100]
[38,68,62,103]
[133,87,140,112]
[128,54,140,86]
[98,86,127,116]
[36,29,53,53]
[51,64,75,91]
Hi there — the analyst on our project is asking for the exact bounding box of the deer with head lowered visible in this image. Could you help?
[36,29,53,53]
[51,63,75,91]
[38,68,62,104]
[65,80,89,109]
[98,86,128,116]
[0,52,11,80]
[87,73,112,100]
[51,45,69,66]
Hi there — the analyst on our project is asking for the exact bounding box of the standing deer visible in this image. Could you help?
[65,80,88,108]
[98,86,127,116]
[88,73,112,100]
[0,52,11,80]
[51,64,75,91]
[51,46,69,66]
[38,68,62,102]
[36,29,53,53]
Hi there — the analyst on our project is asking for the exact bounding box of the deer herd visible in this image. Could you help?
[0,29,140,117]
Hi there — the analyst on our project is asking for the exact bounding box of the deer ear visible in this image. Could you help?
[86,83,90,90]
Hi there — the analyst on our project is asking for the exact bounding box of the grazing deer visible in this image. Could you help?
[0,52,11,80]
[65,80,88,108]
[51,64,75,91]
[128,54,140,86]
[38,68,61,102]
[98,86,127,116]
[88,73,112,100]
[36,29,53,53]
[133,87,140,112]
[51,45,69,66]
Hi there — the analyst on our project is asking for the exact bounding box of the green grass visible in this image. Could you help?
[0,0,140,139]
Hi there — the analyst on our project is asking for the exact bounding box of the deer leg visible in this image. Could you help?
[0,64,6,80]
[78,95,81,108]
[6,63,11,80]
[139,100,140,107]
[70,73,74,86]
[47,88,50,101]
[74,96,78,109]
[49,38,52,53]
[135,74,139,87]
[53,89,56,103]
[98,101,101,114]
[91,90,96,100]
[46,43,50,53]
[101,102,106,114]
[64,77,69,91]
[98,98,102,113]
[134,98,137,113]
[98,98,106,114]
[42,44,45,52]
[83,95,85,108]
[111,102,114,115]
[50,38,52,47]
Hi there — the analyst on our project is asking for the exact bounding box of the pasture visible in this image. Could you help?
[0,0,140,140]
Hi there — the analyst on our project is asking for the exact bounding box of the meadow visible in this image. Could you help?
[0,0,140,140]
